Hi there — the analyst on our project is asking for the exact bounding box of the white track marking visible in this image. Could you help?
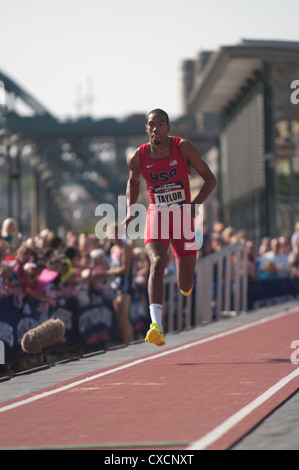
[187,366,299,450]
[0,307,298,415]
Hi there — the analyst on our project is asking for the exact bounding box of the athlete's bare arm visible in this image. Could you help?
[180,139,217,215]
[122,149,141,230]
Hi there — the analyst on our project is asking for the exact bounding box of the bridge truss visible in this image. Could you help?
[0,69,216,237]
[0,69,147,236]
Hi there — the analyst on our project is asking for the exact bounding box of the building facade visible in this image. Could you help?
[184,40,299,243]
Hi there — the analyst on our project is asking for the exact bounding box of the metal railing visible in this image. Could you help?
[164,243,248,332]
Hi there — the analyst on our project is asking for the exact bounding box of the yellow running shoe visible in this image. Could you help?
[145,323,166,347]
[180,287,193,296]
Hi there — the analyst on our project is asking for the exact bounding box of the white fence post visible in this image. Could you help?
[163,243,248,332]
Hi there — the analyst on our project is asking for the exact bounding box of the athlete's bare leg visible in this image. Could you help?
[145,241,168,305]
[175,254,197,293]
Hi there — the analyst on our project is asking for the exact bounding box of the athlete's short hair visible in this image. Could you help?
[147,109,169,125]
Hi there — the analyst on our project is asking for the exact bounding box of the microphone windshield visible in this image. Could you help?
[21,319,65,354]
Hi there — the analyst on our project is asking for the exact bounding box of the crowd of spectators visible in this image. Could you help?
[198,220,299,281]
[1,216,299,348]
[0,217,150,345]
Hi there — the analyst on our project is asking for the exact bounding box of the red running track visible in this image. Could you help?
[1,307,299,450]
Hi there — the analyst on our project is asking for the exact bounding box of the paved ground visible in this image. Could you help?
[1,301,299,450]
[232,389,299,450]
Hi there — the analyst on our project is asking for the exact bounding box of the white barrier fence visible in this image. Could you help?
[164,243,248,332]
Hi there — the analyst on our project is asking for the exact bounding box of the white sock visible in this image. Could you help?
[149,304,163,330]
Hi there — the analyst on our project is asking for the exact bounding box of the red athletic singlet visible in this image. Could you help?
[139,136,197,257]
[139,136,191,206]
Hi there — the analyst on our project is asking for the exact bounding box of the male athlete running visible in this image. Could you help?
[123,109,217,346]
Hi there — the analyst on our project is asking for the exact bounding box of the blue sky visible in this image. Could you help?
[1,0,298,120]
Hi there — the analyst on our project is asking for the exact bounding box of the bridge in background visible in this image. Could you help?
[0,69,216,236]
[0,69,150,235]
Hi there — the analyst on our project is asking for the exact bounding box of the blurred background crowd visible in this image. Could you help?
[2,216,299,350]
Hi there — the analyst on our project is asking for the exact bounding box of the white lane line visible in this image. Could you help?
[187,366,299,450]
[1,306,298,415]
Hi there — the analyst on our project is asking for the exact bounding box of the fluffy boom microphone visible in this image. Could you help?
[21,319,65,358]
